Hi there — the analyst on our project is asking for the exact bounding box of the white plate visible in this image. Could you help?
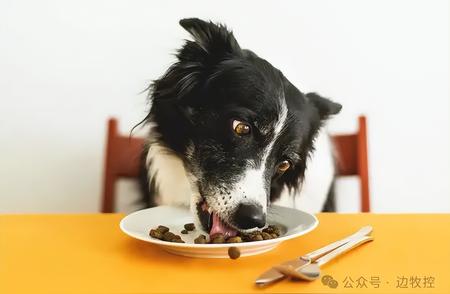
[120,205,318,258]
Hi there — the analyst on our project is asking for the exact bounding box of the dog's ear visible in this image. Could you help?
[151,18,242,120]
[306,92,342,120]
[179,18,242,59]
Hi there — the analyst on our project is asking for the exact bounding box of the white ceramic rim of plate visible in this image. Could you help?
[119,206,318,248]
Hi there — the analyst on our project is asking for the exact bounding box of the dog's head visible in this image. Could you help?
[148,18,341,236]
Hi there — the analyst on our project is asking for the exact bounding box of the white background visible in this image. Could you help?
[1,0,448,213]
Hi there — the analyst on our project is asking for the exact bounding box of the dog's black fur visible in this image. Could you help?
[139,18,341,232]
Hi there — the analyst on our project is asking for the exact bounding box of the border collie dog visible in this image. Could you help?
[140,18,341,237]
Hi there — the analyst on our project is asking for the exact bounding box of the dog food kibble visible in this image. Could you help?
[156,225,169,234]
[149,227,186,243]
[226,236,242,243]
[261,232,272,240]
[240,234,250,242]
[181,229,188,234]
[162,231,177,241]
[263,225,280,235]
[184,223,196,231]
[210,233,226,244]
[228,247,241,259]
[149,229,163,239]
[272,226,281,235]
[250,233,264,241]
[194,234,207,244]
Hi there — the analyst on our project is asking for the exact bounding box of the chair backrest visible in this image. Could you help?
[102,116,370,213]
[101,118,145,212]
[331,116,370,212]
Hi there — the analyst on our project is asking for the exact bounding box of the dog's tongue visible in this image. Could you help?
[209,213,237,238]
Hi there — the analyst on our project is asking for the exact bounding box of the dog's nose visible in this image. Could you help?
[233,203,266,229]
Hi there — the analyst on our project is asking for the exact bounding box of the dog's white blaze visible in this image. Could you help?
[229,167,267,206]
[261,99,289,165]
[230,99,289,210]
[146,141,192,207]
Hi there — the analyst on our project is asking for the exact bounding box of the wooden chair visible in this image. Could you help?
[101,118,145,213]
[101,116,370,213]
[331,116,370,212]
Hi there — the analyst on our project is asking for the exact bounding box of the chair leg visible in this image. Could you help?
[101,118,118,213]
[358,116,370,212]
[102,173,115,213]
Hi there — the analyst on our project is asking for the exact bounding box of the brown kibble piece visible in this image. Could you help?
[262,227,271,234]
[184,223,196,231]
[268,225,280,235]
[169,234,184,243]
[271,233,279,238]
[240,234,250,242]
[228,247,241,259]
[156,225,169,234]
[226,236,242,243]
[261,232,272,240]
[251,234,263,241]
[181,229,188,234]
[210,233,226,244]
[247,232,256,238]
[162,231,176,241]
[194,235,207,244]
[149,229,163,239]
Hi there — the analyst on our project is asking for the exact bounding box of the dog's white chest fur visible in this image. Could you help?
[146,130,334,213]
[146,143,192,207]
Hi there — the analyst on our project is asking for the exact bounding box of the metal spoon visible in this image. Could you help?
[273,235,374,281]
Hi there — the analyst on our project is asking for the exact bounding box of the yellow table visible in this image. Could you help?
[1,213,449,293]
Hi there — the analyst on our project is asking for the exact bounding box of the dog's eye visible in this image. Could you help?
[277,160,291,173]
[232,120,251,136]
